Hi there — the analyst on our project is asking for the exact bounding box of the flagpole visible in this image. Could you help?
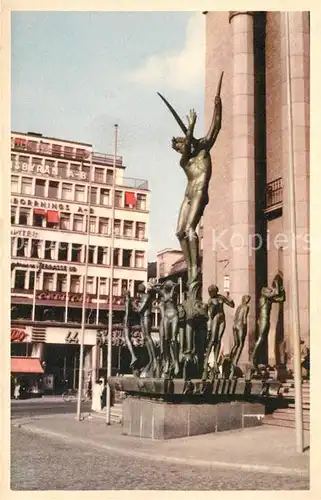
[96,276,100,325]
[64,267,69,323]
[284,11,304,453]
[76,153,93,421]
[106,124,118,425]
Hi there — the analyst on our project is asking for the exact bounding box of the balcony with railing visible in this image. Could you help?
[265,177,283,214]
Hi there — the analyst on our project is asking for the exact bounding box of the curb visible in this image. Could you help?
[14,421,309,477]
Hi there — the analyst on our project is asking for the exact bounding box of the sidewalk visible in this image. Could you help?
[12,412,309,477]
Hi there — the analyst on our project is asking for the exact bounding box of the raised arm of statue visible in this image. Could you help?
[223,293,235,308]
[203,72,223,150]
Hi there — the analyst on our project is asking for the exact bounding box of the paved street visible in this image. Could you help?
[11,397,91,419]
[11,425,309,490]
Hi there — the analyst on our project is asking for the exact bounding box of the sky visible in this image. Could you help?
[11,11,205,260]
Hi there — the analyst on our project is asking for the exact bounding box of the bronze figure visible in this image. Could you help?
[202,285,235,380]
[123,290,138,368]
[154,280,180,378]
[136,283,157,377]
[158,72,223,296]
[229,295,251,374]
[251,278,285,369]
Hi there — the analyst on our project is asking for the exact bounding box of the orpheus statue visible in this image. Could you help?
[158,71,223,297]
[202,285,235,380]
[153,280,180,378]
[251,276,286,369]
[123,290,138,369]
[136,283,157,377]
[229,295,251,376]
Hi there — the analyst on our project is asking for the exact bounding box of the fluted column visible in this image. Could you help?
[229,11,256,365]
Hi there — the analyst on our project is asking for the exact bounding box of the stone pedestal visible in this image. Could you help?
[122,397,265,440]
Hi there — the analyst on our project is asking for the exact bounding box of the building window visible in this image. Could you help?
[106,169,113,184]
[121,279,129,294]
[45,159,55,170]
[113,248,120,267]
[136,194,147,210]
[97,246,108,265]
[62,183,72,200]
[114,220,121,236]
[45,241,56,260]
[31,239,40,258]
[82,165,90,181]
[86,277,94,294]
[33,209,46,227]
[123,249,132,267]
[90,187,97,204]
[21,177,33,195]
[14,270,26,289]
[98,217,109,235]
[39,141,50,154]
[71,244,82,262]
[86,216,97,233]
[11,206,17,225]
[58,162,68,178]
[73,214,84,232]
[100,278,107,296]
[52,144,62,157]
[95,168,104,183]
[43,272,54,291]
[16,238,28,257]
[75,148,86,160]
[58,242,68,261]
[124,221,133,237]
[100,188,110,205]
[64,146,74,159]
[88,246,94,264]
[115,191,122,208]
[19,208,31,225]
[57,274,67,292]
[135,251,145,268]
[11,175,19,193]
[112,279,119,296]
[60,213,70,230]
[134,280,144,296]
[27,140,37,152]
[70,275,81,293]
[48,180,59,198]
[136,222,146,239]
[35,179,46,197]
[29,272,35,290]
[75,185,86,202]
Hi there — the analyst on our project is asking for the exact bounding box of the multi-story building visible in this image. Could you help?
[202,11,309,370]
[10,131,150,393]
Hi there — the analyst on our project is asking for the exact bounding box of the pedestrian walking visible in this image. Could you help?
[14,378,21,400]
[91,379,103,412]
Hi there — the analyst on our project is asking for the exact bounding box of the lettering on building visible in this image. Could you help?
[11,197,93,214]
[65,331,79,344]
[11,261,77,272]
[12,161,88,180]
[36,291,91,303]
[11,229,40,238]
[11,326,28,342]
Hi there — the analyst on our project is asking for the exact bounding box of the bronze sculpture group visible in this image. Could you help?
[118,71,286,382]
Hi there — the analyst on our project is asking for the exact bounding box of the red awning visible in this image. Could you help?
[47,210,60,223]
[11,357,44,374]
[125,191,136,206]
[34,208,47,216]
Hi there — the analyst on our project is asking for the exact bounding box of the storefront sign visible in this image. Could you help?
[11,197,94,214]
[11,261,78,272]
[36,291,92,303]
[11,229,40,238]
[11,326,28,342]
[12,161,88,180]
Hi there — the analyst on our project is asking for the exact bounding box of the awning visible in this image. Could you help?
[46,210,60,223]
[125,191,136,206]
[11,357,44,374]
[34,208,47,216]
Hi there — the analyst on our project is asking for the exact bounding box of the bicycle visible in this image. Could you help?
[62,389,88,403]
